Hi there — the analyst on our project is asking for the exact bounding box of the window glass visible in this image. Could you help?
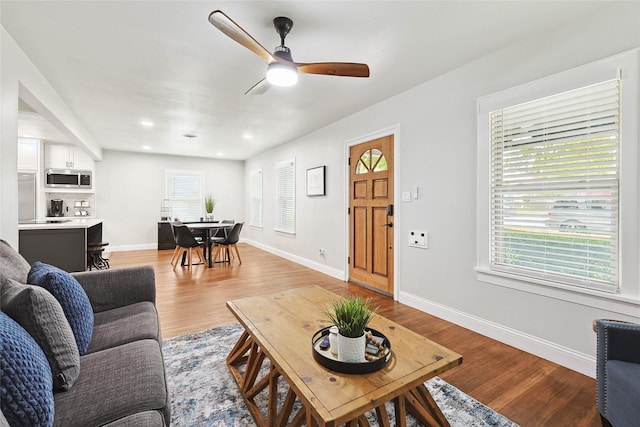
[166,170,204,222]
[488,79,620,292]
[275,160,295,233]
[250,169,263,227]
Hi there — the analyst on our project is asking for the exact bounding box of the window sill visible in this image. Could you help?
[475,266,640,317]
[274,228,296,236]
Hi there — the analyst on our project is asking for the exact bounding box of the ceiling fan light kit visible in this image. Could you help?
[208,10,370,94]
[266,62,298,87]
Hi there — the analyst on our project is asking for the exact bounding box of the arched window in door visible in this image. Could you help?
[355,148,388,174]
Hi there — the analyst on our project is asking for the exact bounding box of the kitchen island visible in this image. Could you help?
[18,218,103,272]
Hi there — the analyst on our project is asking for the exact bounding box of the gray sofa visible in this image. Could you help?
[0,240,170,426]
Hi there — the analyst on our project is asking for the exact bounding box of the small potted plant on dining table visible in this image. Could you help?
[204,194,215,221]
[325,295,377,363]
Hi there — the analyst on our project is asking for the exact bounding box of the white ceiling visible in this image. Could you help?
[2,1,610,160]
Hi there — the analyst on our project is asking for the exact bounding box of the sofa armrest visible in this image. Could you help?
[71,266,156,313]
[595,319,640,419]
[596,320,640,364]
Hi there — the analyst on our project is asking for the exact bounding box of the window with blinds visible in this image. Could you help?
[250,169,263,227]
[166,170,204,222]
[490,79,620,292]
[275,160,295,233]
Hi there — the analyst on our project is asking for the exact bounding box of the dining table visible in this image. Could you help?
[185,222,233,268]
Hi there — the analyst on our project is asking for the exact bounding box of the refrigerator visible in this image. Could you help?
[18,172,37,223]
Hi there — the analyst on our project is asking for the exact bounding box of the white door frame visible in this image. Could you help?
[344,124,401,301]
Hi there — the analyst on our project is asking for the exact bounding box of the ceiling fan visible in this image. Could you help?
[208,10,370,95]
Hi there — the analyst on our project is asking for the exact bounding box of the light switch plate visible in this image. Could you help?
[402,191,411,202]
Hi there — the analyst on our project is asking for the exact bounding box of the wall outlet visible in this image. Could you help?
[318,248,325,256]
[408,230,428,249]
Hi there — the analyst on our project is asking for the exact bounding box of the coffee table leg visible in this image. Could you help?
[403,384,450,427]
[227,329,311,427]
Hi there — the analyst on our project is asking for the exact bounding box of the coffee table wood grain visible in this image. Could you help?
[226,286,462,426]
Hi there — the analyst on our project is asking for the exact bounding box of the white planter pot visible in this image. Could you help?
[337,333,366,363]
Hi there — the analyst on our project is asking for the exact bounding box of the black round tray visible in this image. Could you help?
[311,327,391,374]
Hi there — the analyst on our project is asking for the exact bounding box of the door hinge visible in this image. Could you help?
[347,207,350,215]
[348,157,351,166]
[348,256,351,264]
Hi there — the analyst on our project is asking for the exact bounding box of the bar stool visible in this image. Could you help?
[87,241,110,270]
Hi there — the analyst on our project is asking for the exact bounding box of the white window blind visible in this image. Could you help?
[250,169,263,227]
[275,160,295,233]
[166,170,203,222]
[490,79,620,292]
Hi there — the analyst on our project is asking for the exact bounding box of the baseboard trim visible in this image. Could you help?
[242,239,346,281]
[109,243,158,252]
[398,290,596,378]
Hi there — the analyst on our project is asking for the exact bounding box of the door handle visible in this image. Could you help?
[382,222,393,228]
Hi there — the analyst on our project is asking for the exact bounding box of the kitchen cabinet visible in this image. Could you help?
[45,143,94,170]
[18,138,39,171]
[18,220,103,272]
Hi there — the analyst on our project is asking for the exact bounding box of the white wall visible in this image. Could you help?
[244,2,640,376]
[96,150,244,251]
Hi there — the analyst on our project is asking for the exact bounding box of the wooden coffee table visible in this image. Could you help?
[226,286,462,426]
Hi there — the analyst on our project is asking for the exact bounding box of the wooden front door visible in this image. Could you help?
[349,135,394,294]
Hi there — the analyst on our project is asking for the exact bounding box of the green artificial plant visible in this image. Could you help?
[324,295,377,338]
[204,194,216,214]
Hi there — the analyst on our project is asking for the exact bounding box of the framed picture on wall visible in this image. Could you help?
[306,166,326,196]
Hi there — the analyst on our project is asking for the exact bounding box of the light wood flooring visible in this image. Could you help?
[109,243,600,427]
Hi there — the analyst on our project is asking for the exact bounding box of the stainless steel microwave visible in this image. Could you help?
[45,169,92,189]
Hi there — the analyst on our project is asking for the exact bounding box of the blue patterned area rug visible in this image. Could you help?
[163,324,519,427]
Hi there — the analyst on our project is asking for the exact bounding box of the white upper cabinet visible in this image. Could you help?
[18,138,39,171]
[44,143,94,171]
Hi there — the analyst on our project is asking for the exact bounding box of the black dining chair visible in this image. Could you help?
[171,225,205,271]
[211,219,234,240]
[213,222,244,265]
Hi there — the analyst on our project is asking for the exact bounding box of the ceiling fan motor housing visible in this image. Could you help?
[273,16,293,44]
[273,46,293,62]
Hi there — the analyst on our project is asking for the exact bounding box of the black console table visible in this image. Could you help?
[157,222,176,250]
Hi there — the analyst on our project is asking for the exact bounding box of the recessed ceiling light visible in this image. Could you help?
[217,152,224,156]
[142,145,151,150]
[242,133,253,140]
[141,120,154,127]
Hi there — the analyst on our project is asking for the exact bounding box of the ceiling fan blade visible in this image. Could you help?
[244,78,270,96]
[208,10,276,64]
[295,62,370,78]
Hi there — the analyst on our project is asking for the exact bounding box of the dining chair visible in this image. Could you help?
[171,225,205,271]
[213,222,244,265]
[211,219,235,240]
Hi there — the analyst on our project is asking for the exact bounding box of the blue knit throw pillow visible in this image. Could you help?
[0,312,54,427]
[28,262,94,355]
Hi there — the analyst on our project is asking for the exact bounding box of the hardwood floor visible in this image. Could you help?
[109,243,599,427]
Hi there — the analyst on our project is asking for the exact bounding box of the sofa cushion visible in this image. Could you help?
[101,411,167,426]
[1,278,81,391]
[605,360,640,427]
[86,301,159,354]
[53,340,170,427]
[0,239,31,284]
[0,311,54,427]
[28,261,94,355]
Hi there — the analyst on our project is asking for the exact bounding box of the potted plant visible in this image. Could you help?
[325,295,377,363]
[204,194,215,221]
